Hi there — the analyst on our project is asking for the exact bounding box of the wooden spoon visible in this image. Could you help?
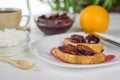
[0,57,35,70]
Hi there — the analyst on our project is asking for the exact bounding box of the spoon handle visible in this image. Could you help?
[0,57,35,70]
[0,57,15,64]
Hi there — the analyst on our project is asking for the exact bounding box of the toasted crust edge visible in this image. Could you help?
[63,38,103,53]
[51,48,105,64]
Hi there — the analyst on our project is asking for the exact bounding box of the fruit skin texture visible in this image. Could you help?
[80,5,110,33]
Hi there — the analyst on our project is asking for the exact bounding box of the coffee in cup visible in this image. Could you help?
[0,8,30,30]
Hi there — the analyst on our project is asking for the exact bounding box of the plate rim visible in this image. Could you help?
[29,32,120,68]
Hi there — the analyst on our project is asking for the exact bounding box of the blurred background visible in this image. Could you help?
[0,0,51,15]
[38,0,120,13]
[0,0,120,15]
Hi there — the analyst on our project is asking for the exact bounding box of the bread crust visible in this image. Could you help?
[51,48,105,64]
[64,38,103,53]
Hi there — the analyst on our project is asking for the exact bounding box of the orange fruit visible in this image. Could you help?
[80,5,110,33]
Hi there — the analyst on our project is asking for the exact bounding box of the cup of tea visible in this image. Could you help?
[0,8,30,30]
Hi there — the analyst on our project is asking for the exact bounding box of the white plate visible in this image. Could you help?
[30,32,120,68]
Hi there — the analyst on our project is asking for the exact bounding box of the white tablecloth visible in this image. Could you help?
[0,13,120,80]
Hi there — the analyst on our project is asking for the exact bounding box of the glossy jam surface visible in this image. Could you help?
[70,34,100,44]
[85,34,100,43]
[105,55,115,62]
[36,13,74,35]
[58,44,95,56]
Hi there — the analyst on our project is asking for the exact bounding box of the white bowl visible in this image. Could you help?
[0,42,27,57]
[0,29,28,57]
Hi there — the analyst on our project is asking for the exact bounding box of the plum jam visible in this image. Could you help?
[70,34,100,44]
[70,34,85,43]
[36,13,74,35]
[58,44,95,56]
[85,34,100,43]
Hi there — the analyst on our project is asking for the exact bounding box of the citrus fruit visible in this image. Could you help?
[80,5,110,33]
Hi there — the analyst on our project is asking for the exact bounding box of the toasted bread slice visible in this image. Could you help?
[51,48,105,64]
[64,38,103,53]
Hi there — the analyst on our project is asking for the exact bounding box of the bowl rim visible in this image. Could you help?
[34,12,75,22]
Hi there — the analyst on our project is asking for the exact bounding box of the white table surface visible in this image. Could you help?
[0,13,120,80]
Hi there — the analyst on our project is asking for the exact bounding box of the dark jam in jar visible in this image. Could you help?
[36,13,74,35]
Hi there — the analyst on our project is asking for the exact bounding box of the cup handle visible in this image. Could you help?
[21,15,30,27]
[18,15,30,31]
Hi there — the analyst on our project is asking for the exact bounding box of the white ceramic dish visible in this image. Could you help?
[0,29,28,57]
[30,32,120,68]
